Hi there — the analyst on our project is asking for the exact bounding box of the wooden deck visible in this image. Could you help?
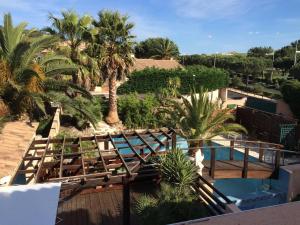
[202,160,274,179]
[56,182,157,225]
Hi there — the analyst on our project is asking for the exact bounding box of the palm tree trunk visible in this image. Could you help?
[188,140,203,157]
[106,72,120,125]
[189,140,204,175]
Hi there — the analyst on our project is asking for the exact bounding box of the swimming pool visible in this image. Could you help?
[213,168,290,210]
[114,135,256,161]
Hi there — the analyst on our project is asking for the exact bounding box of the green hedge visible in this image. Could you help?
[118,93,163,129]
[281,80,300,119]
[179,54,272,78]
[118,66,229,94]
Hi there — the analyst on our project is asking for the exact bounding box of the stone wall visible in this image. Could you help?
[48,107,61,138]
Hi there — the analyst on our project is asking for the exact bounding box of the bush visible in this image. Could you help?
[180,54,272,78]
[231,76,244,87]
[289,63,300,81]
[252,83,264,94]
[281,80,300,119]
[118,66,229,94]
[118,93,162,129]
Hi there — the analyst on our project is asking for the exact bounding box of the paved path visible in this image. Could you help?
[0,120,38,178]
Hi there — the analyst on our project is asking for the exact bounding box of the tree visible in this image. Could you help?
[0,13,92,121]
[289,63,300,81]
[135,37,179,59]
[166,87,247,156]
[93,10,135,125]
[247,46,273,58]
[45,10,100,90]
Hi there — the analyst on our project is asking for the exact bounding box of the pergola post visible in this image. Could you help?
[123,176,130,225]
[172,132,177,150]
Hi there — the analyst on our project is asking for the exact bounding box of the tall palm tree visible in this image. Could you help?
[0,13,91,120]
[44,10,100,90]
[93,10,135,125]
[152,38,179,60]
[166,87,247,156]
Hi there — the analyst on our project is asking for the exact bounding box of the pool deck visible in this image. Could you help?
[201,136,274,179]
[171,201,300,225]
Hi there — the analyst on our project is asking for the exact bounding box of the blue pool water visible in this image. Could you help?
[114,135,256,161]
[213,168,290,210]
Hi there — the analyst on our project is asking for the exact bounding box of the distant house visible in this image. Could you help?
[131,58,182,71]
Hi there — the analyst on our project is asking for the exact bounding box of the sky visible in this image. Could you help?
[1,0,300,54]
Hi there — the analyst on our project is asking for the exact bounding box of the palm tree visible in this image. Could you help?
[152,38,179,60]
[134,148,207,225]
[166,87,247,156]
[93,10,135,125]
[45,10,100,90]
[0,13,91,120]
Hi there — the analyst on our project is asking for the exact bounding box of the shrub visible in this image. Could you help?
[289,63,300,81]
[231,76,244,87]
[118,93,162,129]
[281,80,300,119]
[252,83,264,94]
[118,66,229,94]
[179,54,272,78]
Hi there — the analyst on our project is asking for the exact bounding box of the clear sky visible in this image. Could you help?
[1,0,300,54]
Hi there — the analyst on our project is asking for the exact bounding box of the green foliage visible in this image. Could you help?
[53,94,102,129]
[134,149,208,225]
[36,116,53,137]
[158,148,198,191]
[118,66,229,94]
[134,182,207,225]
[252,83,264,94]
[118,93,161,129]
[166,87,247,140]
[247,46,273,58]
[46,10,101,90]
[180,54,272,78]
[135,37,180,59]
[289,63,300,81]
[281,80,300,119]
[0,13,95,124]
[231,75,244,87]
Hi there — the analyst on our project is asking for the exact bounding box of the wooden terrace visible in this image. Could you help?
[10,128,289,189]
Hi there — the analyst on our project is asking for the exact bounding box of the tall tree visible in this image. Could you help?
[135,37,179,59]
[45,10,100,90]
[93,10,135,125]
[247,46,273,58]
[0,13,92,121]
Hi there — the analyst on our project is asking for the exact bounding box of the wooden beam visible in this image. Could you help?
[123,177,130,225]
[242,148,249,178]
[172,132,177,149]
[135,132,156,154]
[59,136,66,178]
[210,147,216,179]
[109,134,132,176]
[148,130,165,147]
[34,138,51,183]
[259,142,264,162]
[79,137,87,180]
[94,134,108,173]
[230,140,234,160]
[121,133,146,163]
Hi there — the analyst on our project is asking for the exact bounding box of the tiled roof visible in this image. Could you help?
[132,58,182,71]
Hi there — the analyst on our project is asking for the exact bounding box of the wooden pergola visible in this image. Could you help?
[10,128,178,189]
